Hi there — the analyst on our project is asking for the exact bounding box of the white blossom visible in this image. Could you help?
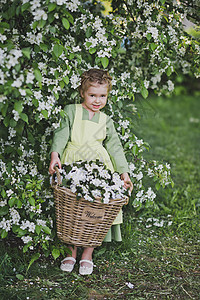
[10,208,20,225]
[136,172,143,181]
[167,80,174,92]
[11,74,24,87]
[6,189,14,197]
[21,236,33,244]
[26,71,35,84]
[0,218,12,231]
[32,9,48,21]
[0,200,7,207]
[126,282,134,289]
[146,187,156,201]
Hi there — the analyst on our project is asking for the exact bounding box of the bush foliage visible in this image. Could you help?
[0,0,199,260]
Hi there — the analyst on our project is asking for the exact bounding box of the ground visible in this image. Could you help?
[0,94,199,299]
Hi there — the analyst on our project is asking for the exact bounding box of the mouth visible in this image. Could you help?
[92,104,101,109]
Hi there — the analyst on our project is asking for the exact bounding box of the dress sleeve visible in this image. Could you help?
[50,104,75,157]
[104,116,129,174]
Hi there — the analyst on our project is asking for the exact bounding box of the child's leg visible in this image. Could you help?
[62,245,77,264]
[80,247,94,267]
[81,247,94,260]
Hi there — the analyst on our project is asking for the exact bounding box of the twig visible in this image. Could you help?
[181,284,194,299]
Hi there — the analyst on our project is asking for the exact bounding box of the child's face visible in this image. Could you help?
[81,83,108,113]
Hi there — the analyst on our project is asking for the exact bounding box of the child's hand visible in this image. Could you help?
[121,172,133,193]
[49,152,61,175]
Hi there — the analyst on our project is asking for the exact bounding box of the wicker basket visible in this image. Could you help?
[52,167,128,247]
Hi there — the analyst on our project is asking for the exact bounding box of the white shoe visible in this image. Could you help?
[79,260,93,275]
[60,257,76,272]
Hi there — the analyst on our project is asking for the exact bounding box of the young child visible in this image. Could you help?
[49,68,133,275]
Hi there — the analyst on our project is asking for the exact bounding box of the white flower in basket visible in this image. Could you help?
[56,160,128,204]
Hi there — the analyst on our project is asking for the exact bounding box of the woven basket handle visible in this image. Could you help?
[124,196,129,205]
[52,166,62,186]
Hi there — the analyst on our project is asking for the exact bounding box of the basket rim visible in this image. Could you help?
[52,185,128,205]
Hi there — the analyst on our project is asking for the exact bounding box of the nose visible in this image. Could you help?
[95,97,101,103]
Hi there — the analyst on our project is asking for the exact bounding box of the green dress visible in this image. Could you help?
[50,104,129,242]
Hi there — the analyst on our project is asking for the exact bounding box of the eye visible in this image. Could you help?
[101,95,106,97]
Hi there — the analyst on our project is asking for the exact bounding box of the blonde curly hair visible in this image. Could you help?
[79,69,112,95]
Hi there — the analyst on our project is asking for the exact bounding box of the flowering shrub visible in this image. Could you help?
[57,160,129,203]
[0,0,198,259]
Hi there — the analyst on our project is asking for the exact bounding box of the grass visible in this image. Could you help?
[133,94,200,219]
[0,94,200,299]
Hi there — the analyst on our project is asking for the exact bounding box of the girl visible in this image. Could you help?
[49,69,133,275]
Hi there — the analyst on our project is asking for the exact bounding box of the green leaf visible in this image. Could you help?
[34,45,40,53]
[21,2,30,13]
[160,0,166,4]
[22,47,31,59]
[0,206,9,216]
[1,103,8,117]
[101,57,109,68]
[35,225,41,235]
[0,22,10,29]
[20,113,29,124]
[59,80,65,89]
[32,21,38,30]
[12,225,19,234]
[1,189,6,198]
[86,26,92,38]
[52,248,60,260]
[8,197,16,207]
[141,86,148,99]
[17,228,27,237]
[118,101,123,109]
[34,69,42,82]
[1,230,8,239]
[23,244,29,253]
[17,199,22,208]
[27,130,35,144]
[32,98,39,107]
[69,53,74,60]
[164,16,168,23]
[42,226,51,235]
[48,3,57,12]
[63,76,69,85]
[132,145,139,156]
[54,70,59,79]
[147,33,152,41]
[14,101,23,113]
[63,10,74,24]
[155,182,160,191]
[166,67,172,76]
[62,18,70,30]
[40,43,48,52]
[38,19,46,28]
[16,274,24,281]
[89,48,96,54]
[27,253,40,271]
[48,13,55,24]
[150,43,157,51]
[28,197,35,206]
[59,110,66,118]
[86,41,92,48]
[53,44,63,58]
[10,118,17,128]
[41,110,48,119]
